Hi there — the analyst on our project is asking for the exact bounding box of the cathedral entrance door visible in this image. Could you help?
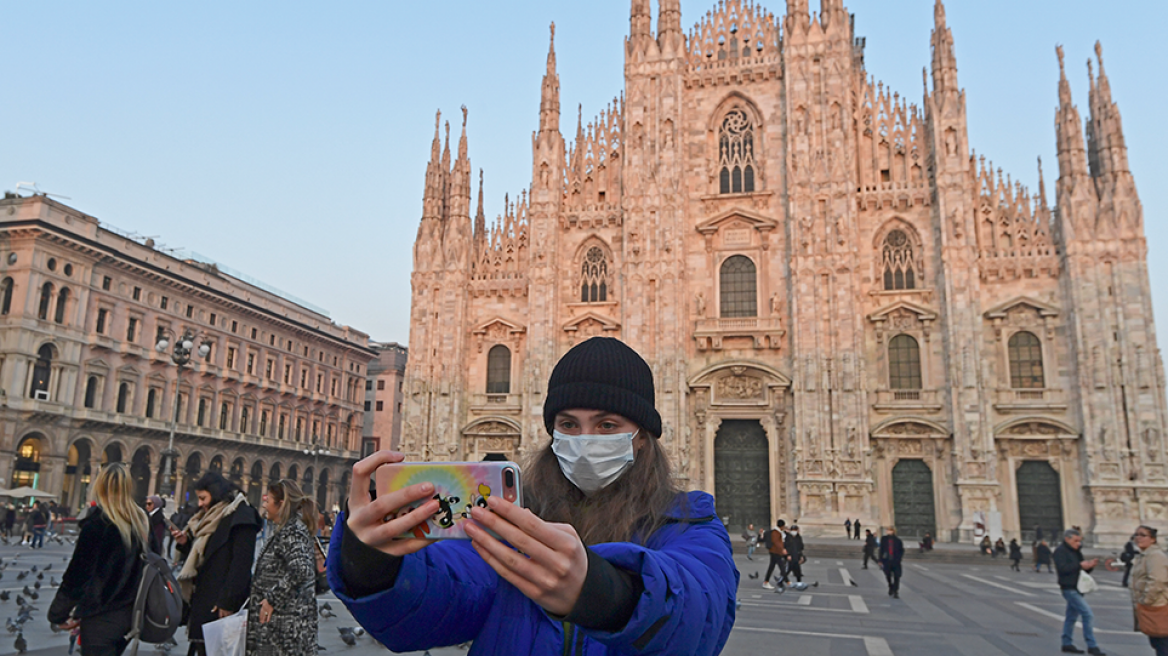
[891,459,936,538]
[1016,461,1063,543]
[714,419,771,534]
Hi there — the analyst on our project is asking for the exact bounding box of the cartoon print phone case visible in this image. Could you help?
[375,461,522,540]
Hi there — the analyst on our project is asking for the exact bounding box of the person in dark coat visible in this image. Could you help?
[853,519,861,540]
[1121,535,1138,588]
[1037,540,1054,572]
[3,504,14,538]
[173,472,262,656]
[30,502,48,548]
[1053,529,1104,655]
[1009,538,1023,571]
[879,526,905,598]
[48,463,148,656]
[145,495,167,556]
[784,525,805,583]
[844,518,852,538]
[863,529,878,569]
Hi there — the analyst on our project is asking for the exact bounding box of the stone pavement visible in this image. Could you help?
[0,537,1156,655]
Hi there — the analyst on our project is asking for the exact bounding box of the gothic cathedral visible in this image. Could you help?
[401,0,1166,545]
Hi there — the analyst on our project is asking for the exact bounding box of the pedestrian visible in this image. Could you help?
[328,337,738,655]
[1037,540,1054,572]
[854,519,862,540]
[1121,534,1138,588]
[30,502,48,548]
[785,525,805,583]
[1036,524,1044,543]
[172,471,263,656]
[1009,538,1023,571]
[764,519,788,589]
[919,532,934,552]
[167,501,194,561]
[995,537,1007,558]
[1054,528,1104,655]
[879,526,905,598]
[3,504,14,538]
[845,518,852,538]
[1129,525,1168,655]
[47,463,148,656]
[863,529,877,569]
[743,523,758,560]
[246,479,318,656]
[145,495,167,556]
[980,534,992,557]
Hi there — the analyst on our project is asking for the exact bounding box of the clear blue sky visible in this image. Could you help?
[2,1,1165,352]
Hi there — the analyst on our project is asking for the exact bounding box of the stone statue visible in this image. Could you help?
[695,292,706,317]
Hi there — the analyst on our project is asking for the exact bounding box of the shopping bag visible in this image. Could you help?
[1137,603,1168,637]
[1077,571,1098,595]
[203,604,248,656]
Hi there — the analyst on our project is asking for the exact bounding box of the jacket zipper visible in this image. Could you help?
[562,622,575,656]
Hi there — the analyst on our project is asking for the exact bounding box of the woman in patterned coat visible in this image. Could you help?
[247,480,318,656]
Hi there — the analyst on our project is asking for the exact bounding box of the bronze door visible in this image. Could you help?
[714,420,771,533]
[892,459,936,538]
[1016,461,1063,543]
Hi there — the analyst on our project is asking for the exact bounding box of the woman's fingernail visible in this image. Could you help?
[421,482,433,493]
[486,495,500,508]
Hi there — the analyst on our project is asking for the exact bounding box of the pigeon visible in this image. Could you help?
[35,573,42,582]
[27,590,37,601]
[29,566,36,574]
[747,571,759,580]
[338,627,359,646]
[318,602,336,619]
[5,618,15,634]
[0,591,8,602]
[32,582,39,591]
[14,596,23,607]
[50,577,57,587]
[15,572,26,581]
[14,631,25,654]
[43,564,50,571]
[21,587,30,598]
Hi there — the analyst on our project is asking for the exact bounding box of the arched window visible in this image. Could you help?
[116,382,129,413]
[83,376,98,409]
[1008,331,1045,389]
[888,335,922,390]
[580,247,609,303]
[145,388,157,418]
[54,287,69,324]
[881,229,918,290]
[718,109,756,194]
[219,403,230,430]
[486,345,511,394]
[240,406,250,434]
[719,255,757,318]
[29,345,52,398]
[37,282,52,320]
[0,278,13,315]
[259,410,268,437]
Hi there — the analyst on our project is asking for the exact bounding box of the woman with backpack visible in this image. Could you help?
[172,471,262,656]
[48,463,148,656]
[246,480,318,656]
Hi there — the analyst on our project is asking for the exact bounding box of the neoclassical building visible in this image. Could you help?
[401,0,1166,544]
[0,194,375,512]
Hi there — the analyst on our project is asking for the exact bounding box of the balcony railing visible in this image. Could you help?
[469,393,522,411]
[873,389,942,413]
[993,388,1067,414]
[694,316,785,350]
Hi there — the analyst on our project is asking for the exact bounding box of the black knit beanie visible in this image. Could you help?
[543,337,662,438]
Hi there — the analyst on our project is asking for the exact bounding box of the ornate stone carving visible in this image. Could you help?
[715,374,764,400]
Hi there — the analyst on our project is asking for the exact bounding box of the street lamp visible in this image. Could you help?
[156,328,212,498]
[303,435,331,502]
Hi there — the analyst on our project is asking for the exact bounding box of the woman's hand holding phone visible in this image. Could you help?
[464,495,588,617]
[347,451,441,557]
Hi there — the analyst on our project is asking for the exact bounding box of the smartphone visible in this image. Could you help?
[375,461,522,540]
[163,515,179,532]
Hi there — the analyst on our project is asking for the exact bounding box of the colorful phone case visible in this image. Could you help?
[375,461,522,540]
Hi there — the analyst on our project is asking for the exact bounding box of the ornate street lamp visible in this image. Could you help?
[155,329,212,498]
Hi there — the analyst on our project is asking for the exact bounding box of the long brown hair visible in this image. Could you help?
[523,432,681,545]
[267,479,317,531]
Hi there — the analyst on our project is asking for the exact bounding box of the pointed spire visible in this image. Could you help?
[1053,44,1097,243]
[474,168,485,242]
[430,109,441,162]
[929,0,959,102]
[657,0,682,54]
[441,120,451,173]
[539,22,560,135]
[458,105,469,162]
[630,0,652,46]
[1037,157,1048,209]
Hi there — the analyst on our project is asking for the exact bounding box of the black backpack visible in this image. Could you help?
[124,549,184,648]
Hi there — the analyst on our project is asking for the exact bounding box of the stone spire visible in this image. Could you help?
[539,23,560,135]
[422,110,445,221]
[657,0,682,55]
[1086,41,1130,185]
[1053,45,1097,243]
[571,104,585,178]
[474,168,485,244]
[443,106,472,270]
[930,0,959,105]
[629,0,652,52]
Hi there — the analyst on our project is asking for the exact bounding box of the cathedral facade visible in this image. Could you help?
[401,0,1166,545]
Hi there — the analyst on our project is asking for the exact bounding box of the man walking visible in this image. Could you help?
[784,525,805,583]
[844,518,852,538]
[763,520,788,589]
[1054,529,1104,655]
[863,529,878,569]
[879,526,905,598]
[743,523,758,560]
[29,503,47,549]
[854,519,862,540]
[1120,534,1137,587]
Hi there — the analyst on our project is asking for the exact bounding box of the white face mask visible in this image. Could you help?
[552,429,637,494]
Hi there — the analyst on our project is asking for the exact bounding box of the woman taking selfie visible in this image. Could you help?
[172,471,262,656]
[48,463,147,656]
[328,337,738,655]
[246,480,318,656]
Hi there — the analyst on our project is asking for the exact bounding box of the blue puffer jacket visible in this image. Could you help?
[327,490,738,655]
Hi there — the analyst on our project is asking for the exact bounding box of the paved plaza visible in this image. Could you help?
[0,538,1156,656]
